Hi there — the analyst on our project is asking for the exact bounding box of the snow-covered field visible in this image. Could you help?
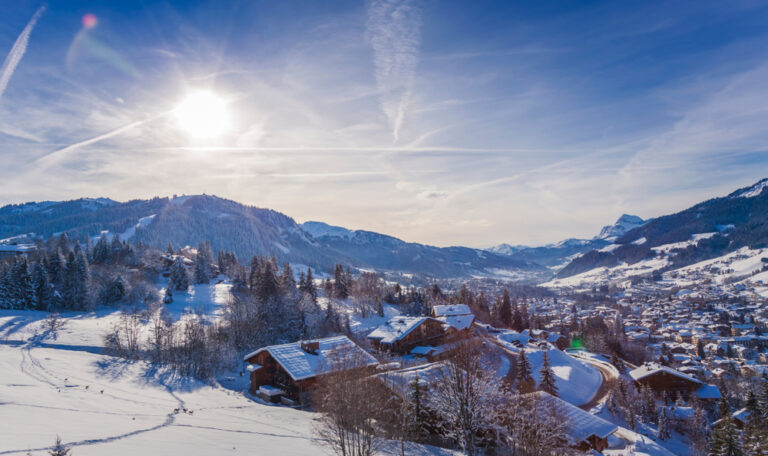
[0,284,457,455]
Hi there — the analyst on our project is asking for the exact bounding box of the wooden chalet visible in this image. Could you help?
[243,336,378,405]
[527,391,618,452]
[367,316,447,354]
[629,363,720,400]
[431,304,475,335]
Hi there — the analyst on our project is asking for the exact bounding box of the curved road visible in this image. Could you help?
[476,326,619,409]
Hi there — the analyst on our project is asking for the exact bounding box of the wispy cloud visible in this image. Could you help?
[367,0,422,141]
[0,4,46,101]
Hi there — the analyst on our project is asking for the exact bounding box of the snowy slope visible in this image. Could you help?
[0,345,457,455]
[495,332,602,406]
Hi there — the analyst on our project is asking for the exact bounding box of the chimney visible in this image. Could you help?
[301,340,319,354]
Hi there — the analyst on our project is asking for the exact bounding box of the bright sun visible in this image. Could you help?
[174,91,230,139]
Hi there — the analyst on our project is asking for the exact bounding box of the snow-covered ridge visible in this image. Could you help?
[732,178,768,198]
[300,221,353,240]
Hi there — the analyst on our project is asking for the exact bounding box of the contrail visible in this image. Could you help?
[35,119,150,168]
[0,4,46,100]
[367,0,422,142]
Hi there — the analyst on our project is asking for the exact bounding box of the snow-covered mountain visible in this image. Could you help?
[487,214,647,270]
[595,214,646,241]
[556,177,768,280]
[0,195,546,280]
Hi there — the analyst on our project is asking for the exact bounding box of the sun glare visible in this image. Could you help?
[174,91,230,139]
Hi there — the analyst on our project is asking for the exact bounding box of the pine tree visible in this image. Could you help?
[168,257,190,292]
[31,262,53,311]
[49,435,71,456]
[657,408,670,440]
[610,352,626,374]
[107,275,126,303]
[759,373,768,422]
[496,289,512,327]
[279,262,296,296]
[516,349,535,393]
[333,264,348,299]
[539,351,559,397]
[709,400,744,456]
[166,242,175,255]
[163,287,173,304]
[193,253,210,284]
[257,260,279,302]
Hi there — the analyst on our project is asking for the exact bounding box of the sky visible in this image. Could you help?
[1,0,768,248]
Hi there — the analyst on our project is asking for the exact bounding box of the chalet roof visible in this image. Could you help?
[695,384,722,399]
[528,391,618,443]
[243,336,378,382]
[629,363,703,385]
[367,316,442,344]
[432,304,472,317]
[438,314,475,331]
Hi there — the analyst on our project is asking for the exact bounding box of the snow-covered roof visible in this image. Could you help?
[695,384,722,399]
[243,336,378,382]
[0,244,36,253]
[438,314,474,331]
[629,363,702,385]
[432,304,472,317]
[529,391,618,443]
[367,316,441,344]
[732,408,751,422]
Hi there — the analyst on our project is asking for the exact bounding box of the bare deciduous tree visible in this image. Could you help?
[313,346,387,456]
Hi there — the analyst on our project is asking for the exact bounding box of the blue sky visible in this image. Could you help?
[1,0,767,247]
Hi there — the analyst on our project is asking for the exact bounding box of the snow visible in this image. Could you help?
[299,221,353,240]
[367,316,437,344]
[632,237,647,245]
[272,241,290,254]
[543,256,671,289]
[734,178,768,198]
[0,343,457,456]
[243,336,378,381]
[431,305,471,317]
[495,332,602,406]
[629,363,702,385]
[529,391,617,444]
[118,214,156,239]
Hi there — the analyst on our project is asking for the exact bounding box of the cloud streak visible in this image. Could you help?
[367,0,421,141]
[0,4,46,101]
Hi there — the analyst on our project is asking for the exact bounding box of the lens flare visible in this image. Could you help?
[82,13,97,29]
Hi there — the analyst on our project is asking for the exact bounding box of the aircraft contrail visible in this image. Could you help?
[0,4,46,100]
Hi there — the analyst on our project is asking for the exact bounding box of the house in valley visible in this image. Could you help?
[243,336,378,405]
[367,316,447,354]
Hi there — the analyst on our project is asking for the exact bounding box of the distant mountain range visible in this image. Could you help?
[1,178,766,283]
[487,213,648,270]
[0,195,545,280]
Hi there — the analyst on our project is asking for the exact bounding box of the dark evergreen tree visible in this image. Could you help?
[496,289,512,327]
[31,262,53,311]
[168,257,190,292]
[709,399,743,456]
[333,264,348,299]
[516,349,535,393]
[539,351,559,397]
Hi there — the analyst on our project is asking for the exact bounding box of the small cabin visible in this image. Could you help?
[629,363,705,398]
[367,316,447,354]
[243,336,378,405]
